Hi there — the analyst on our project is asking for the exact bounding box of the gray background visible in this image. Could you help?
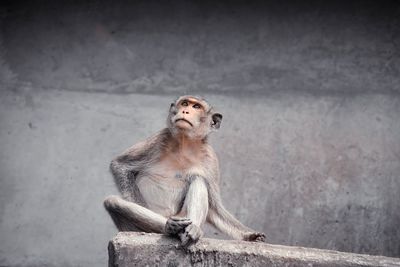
[1,1,399,266]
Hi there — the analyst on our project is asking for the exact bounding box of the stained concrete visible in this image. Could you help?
[1,1,399,95]
[0,90,399,266]
[0,1,400,266]
[109,232,400,267]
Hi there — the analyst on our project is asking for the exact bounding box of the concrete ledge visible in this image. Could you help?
[108,232,400,267]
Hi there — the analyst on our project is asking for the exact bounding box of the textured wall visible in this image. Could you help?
[0,1,399,266]
[2,1,399,95]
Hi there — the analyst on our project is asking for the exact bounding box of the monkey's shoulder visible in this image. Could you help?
[123,129,170,153]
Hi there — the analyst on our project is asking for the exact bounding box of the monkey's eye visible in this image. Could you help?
[193,103,201,109]
[181,101,188,107]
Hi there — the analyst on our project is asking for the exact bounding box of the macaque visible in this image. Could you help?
[104,95,265,246]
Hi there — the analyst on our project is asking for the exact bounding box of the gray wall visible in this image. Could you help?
[1,1,399,266]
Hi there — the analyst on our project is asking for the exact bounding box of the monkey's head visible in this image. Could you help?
[167,95,222,139]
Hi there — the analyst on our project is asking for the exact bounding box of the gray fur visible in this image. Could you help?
[104,96,265,245]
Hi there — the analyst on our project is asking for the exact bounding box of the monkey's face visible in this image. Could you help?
[172,98,205,130]
[168,96,222,139]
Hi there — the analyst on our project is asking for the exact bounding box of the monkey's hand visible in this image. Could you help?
[165,217,192,235]
[179,223,203,247]
[243,232,266,242]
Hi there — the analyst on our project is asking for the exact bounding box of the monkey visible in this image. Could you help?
[104,95,265,246]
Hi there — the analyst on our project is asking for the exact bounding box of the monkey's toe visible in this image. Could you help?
[255,234,266,242]
[187,224,203,239]
[165,217,192,235]
[244,232,266,242]
[170,216,191,222]
[180,224,203,247]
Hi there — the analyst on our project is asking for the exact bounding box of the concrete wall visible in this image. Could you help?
[0,1,399,266]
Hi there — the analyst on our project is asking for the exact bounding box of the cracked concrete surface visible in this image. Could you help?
[109,232,400,267]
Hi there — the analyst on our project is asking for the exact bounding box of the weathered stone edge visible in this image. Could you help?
[109,232,400,267]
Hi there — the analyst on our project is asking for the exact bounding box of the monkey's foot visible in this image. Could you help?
[179,224,203,247]
[243,232,266,242]
[165,217,192,235]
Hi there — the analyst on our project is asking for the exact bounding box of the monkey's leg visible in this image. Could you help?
[104,195,167,233]
[179,176,209,246]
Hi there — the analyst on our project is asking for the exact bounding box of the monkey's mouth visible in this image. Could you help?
[175,118,193,127]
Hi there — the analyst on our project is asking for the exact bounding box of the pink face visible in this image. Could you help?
[174,98,205,130]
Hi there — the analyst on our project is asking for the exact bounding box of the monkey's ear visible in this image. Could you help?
[169,103,178,115]
[211,113,223,130]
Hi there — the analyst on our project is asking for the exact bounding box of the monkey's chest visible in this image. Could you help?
[136,163,190,217]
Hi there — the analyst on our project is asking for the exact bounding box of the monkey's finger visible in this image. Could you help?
[184,232,200,248]
[184,223,194,232]
[182,225,195,245]
[182,234,198,247]
[180,232,190,247]
[188,228,202,241]
[250,232,266,242]
[171,220,186,226]
[257,233,266,238]
[167,220,179,227]
[187,226,197,237]
[184,226,201,245]
[256,233,267,242]
[171,217,191,222]
[176,220,192,227]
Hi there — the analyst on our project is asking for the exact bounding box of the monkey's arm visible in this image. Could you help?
[206,185,253,239]
[110,129,168,202]
[207,189,265,241]
[184,176,209,226]
[177,175,209,246]
[204,155,265,242]
[108,130,192,234]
